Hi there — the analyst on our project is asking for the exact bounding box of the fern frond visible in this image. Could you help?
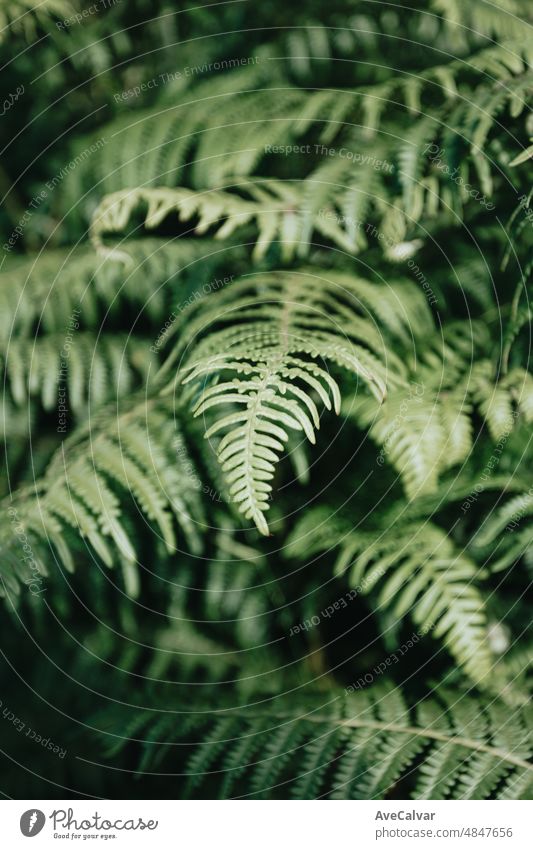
[474,485,533,556]
[398,117,439,220]
[288,512,493,685]
[345,383,473,499]
[432,0,533,42]
[64,73,367,220]
[90,168,391,263]
[470,362,533,441]
[104,685,533,799]
[90,184,302,263]
[1,397,206,599]
[167,271,412,534]
[0,0,73,41]
[298,151,390,255]
[510,138,533,166]
[2,332,156,414]
[0,239,213,343]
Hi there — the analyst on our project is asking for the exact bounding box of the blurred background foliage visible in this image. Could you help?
[0,0,532,799]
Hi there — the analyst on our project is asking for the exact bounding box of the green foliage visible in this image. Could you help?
[171,271,417,534]
[99,685,533,799]
[0,0,531,801]
[288,510,492,685]
[90,184,312,263]
[1,397,205,598]
[0,0,73,41]
[2,332,155,413]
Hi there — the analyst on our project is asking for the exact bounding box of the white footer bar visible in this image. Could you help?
[0,800,530,848]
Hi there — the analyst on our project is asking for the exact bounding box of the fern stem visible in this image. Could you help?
[237,709,532,772]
